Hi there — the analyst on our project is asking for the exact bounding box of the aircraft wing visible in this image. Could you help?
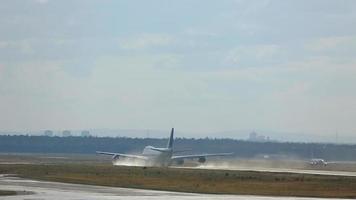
[96,151,148,160]
[171,152,233,160]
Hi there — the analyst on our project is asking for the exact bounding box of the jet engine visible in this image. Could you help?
[198,157,206,163]
[112,155,120,160]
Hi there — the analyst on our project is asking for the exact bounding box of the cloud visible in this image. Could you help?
[182,28,217,37]
[1,0,356,140]
[306,35,356,53]
[2,50,356,137]
[33,0,49,4]
[0,40,34,55]
[234,0,271,16]
[224,44,281,67]
[119,34,175,50]
[0,64,4,80]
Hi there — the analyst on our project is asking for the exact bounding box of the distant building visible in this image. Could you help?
[248,131,270,142]
[249,132,258,141]
[257,135,266,141]
[81,130,91,137]
[62,130,72,137]
[44,130,53,137]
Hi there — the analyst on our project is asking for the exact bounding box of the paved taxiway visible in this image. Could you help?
[193,165,356,177]
[0,175,354,200]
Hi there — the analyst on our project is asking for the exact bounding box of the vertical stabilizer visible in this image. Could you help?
[167,128,174,149]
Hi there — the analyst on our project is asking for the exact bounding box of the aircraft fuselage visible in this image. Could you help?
[141,146,173,166]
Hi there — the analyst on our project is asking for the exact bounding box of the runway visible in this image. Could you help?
[0,175,353,200]
[193,165,356,177]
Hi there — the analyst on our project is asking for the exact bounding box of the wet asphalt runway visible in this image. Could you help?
[0,175,354,200]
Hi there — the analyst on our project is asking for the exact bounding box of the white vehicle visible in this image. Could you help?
[97,128,233,167]
[309,158,328,166]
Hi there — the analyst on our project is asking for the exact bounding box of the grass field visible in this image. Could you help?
[1,163,356,198]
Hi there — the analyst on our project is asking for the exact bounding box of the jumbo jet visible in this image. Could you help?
[96,128,233,167]
[308,158,328,166]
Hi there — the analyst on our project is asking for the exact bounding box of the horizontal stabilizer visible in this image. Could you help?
[96,151,148,160]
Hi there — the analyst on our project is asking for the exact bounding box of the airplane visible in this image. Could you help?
[96,128,233,167]
[308,158,328,166]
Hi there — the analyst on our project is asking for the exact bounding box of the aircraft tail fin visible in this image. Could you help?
[167,128,174,149]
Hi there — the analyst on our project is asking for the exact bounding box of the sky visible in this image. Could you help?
[1,0,356,142]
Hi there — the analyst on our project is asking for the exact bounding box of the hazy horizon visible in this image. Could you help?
[0,128,351,144]
[1,1,356,142]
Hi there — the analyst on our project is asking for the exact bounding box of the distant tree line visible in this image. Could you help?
[0,135,356,161]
